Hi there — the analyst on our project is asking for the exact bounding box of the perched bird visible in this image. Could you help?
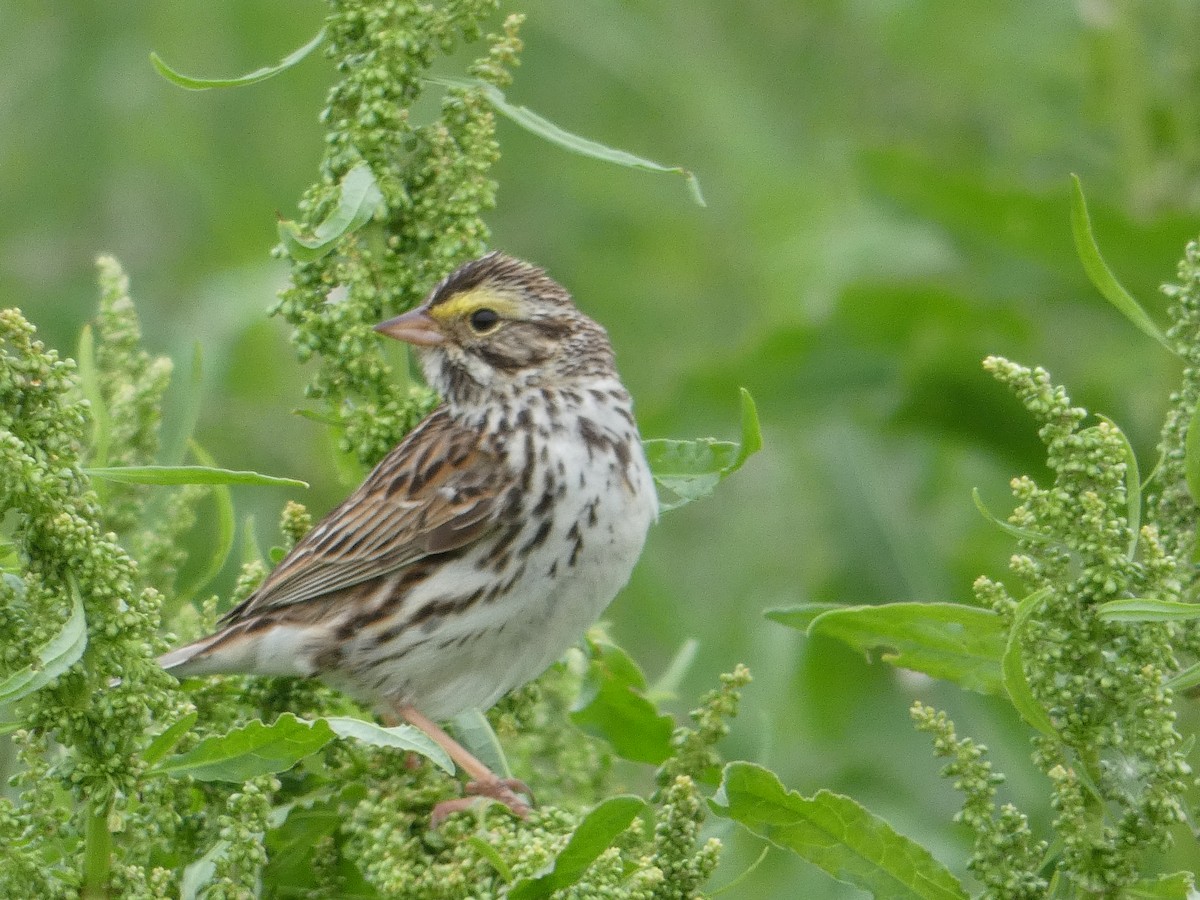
[160,253,658,820]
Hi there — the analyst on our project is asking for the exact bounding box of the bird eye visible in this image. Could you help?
[469,308,501,333]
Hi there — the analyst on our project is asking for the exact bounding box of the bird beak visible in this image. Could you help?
[374,309,445,346]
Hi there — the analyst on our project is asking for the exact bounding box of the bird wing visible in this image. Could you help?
[220,406,506,623]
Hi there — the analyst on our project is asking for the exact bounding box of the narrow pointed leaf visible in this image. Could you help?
[805,602,1005,694]
[507,796,647,900]
[1096,598,1200,622]
[1069,174,1173,352]
[150,28,325,91]
[450,708,511,779]
[0,582,88,704]
[84,464,307,488]
[278,162,384,262]
[429,76,705,207]
[644,388,762,511]
[710,762,967,900]
[142,712,199,766]
[324,716,453,773]
[1167,660,1200,692]
[174,441,238,607]
[971,488,1047,543]
[1002,589,1057,737]
[154,714,335,781]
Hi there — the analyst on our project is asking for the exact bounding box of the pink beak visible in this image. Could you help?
[374,308,445,346]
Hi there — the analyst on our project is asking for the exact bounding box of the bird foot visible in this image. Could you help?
[430,778,533,826]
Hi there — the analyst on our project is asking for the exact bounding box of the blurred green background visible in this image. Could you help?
[4,1,1200,895]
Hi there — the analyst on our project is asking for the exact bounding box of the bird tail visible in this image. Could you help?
[158,634,233,677]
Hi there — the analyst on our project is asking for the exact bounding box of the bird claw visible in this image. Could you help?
[430,778,533,826]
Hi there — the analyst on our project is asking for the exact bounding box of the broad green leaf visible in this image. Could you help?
[1069,174,1174,353]
[1096,598,1200,622]
[0,581,88,704]
[450,708,511,779]
[1001,589,1057,737]
[154,714,335,781]
[325,716,453,774]
[570,640,674,764]
[970,488,1046,543]
[141,712,199,766]
[150,28,325,91]
[84,464,307,489]
[710,762,967,900]
[1124,872,1197,899]
[278,162,385,262]
[76,324,110,468]
[507,796,647,900]
[767,603,863,633]
[805,602,1005,694]
[429,76,705,207]
[644,388,762,511]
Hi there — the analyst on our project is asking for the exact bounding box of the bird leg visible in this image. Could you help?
[394,703,533,824]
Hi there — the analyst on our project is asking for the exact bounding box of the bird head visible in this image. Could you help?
[375,253,615,408]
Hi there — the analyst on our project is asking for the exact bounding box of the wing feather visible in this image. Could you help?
[220,407,504,624]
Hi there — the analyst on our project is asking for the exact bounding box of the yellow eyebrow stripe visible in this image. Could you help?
[429,287,520,322]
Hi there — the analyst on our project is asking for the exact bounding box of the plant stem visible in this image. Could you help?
[81,797,112,899]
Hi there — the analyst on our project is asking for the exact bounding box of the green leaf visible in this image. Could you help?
[0,580,88,704]
[1166,660,1200,692]
[154,714,335,781]
[647,637,700,702]
[805,602,1006,694]
[430,76,705,207]
[84,464,307,489]
[710,762,968,900]
[174,442,238,607]
[150,28,325,91]
[450,708,512,779]
[767,603,861,633]
[141,712,199,766]
[1096,598,1200,622]
[1124,872,1197,899]
[325,716,453,774]
[970,488,1047,543]
[179,839,230,900]
[278,162,385,262]
[1002,589,1057,737]
[1068,174,1174,353]
[468,835,514,882]
[644,388,763,511]
[570,640,674,764]
[507,796,647,900]
[76,324,110,468]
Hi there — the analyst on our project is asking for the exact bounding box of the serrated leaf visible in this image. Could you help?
[278,162,384,262]
[325,716,453,773]
[644,388,762,511]
[1096,598,1200,622]
[150,28,325,91]
[0,581,88,704]
[1069,174,1174,353]
[507,796,647,900]
[429,76,705,207]
[570,641,674,764]
[1002,589,1057,737]
[710,762,967,900]
[141,712,199,766]
[805,602,1005,694]
[84,464,307,488]
[154,714,335,781]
